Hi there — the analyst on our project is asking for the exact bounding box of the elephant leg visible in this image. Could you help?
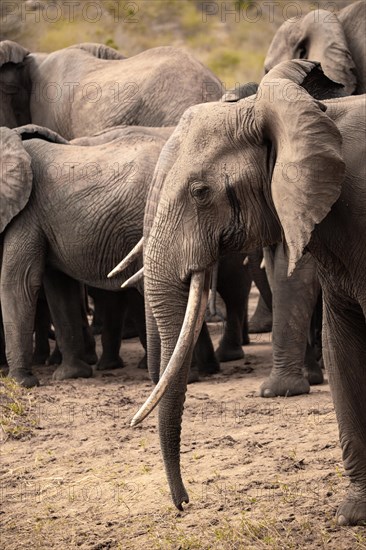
[192,321,220,379]
[260,247,320,397]
[248,248,273,334]
[90,286,104,335]
[0,309,7,366]
[1,227,44,387]
[47,342,62,366]
[43,269,93,381]
[322,292,366,526]
[79,285,97,365]
[216,253,250,361]
[310,291,323,362]
[32,291,51,365]
[125,289,147,369]
[248,296,273,333]
[95,289,127,371]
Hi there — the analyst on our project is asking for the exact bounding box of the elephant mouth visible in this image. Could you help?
[130,268,211,427]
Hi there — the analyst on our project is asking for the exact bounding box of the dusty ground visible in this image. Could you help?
[1,289,365,550]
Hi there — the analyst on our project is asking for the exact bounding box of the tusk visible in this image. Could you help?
[121,267,144,288]
[107,238,144,278]
[243,256,249,266]
[260,258,265,269]
[208,262,219,317]
[131,270,209,427]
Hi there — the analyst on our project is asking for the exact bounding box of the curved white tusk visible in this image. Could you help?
[121,267,144,288]
[130,270,210,427]
[107,237,144,278]
[260,258,266,269]
[208,262,218,316]
[243,256,249,266]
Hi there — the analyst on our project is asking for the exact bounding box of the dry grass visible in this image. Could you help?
[0,375,38,440]
[0,0,352,84]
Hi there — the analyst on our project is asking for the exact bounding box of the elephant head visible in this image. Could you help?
[0,40,31,127]
[264,9,357,95]
[135,60,345,509]
[0,40,124,131]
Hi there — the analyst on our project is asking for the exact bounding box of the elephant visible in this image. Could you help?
[130,60,366,525]
[0,123,225,386]
[0,123,175,387]
[248,0,366,396]
[265,0,366,94]
[0,40,222,137]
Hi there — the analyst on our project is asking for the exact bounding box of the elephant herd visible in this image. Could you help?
[0,0,365,527]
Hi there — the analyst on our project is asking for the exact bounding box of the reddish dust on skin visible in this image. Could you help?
[1,288,361,549]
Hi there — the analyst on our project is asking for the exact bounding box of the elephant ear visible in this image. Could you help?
[254,60,345,275]
[265,10,357,95]
[0,41,29,67]
[0,127,33,233]
[66,43,125,60]
[14,124,69,144]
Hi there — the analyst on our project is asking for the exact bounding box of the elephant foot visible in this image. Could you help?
[9,369,40,388]
[52,361,93,380]
[248,306,272,334]
[216,343,244,363]
[242,334,250,346]
[337,490,366,526]
[97,356,125,371]
[137,354,147,369]
[197,358,220,375]
[47,347,62,365]
[260,374,310,397]
[304,363,324,385]
[85,351,98,365]
[188,364,200,384]
[304,344,324,385]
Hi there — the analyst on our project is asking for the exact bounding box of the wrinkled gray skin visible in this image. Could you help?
[0,124,173,388]
[142,60,366,525]
[256,0,366,396]
[0,40,222,379]
[0,41,222,137]
[265,1,366,94]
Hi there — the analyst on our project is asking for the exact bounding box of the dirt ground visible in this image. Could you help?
[1,288,365,550]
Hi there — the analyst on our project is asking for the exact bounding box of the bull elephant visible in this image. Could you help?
[0,40,222,136]
[131,61,366,525]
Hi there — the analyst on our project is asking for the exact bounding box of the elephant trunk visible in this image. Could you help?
[133,263,210,509]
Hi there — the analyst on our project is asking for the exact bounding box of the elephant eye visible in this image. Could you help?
[190,182,210,203]
[297,41,307,59]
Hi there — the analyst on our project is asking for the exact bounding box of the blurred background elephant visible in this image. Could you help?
[265,0,365,94]
[0,40,222,137]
